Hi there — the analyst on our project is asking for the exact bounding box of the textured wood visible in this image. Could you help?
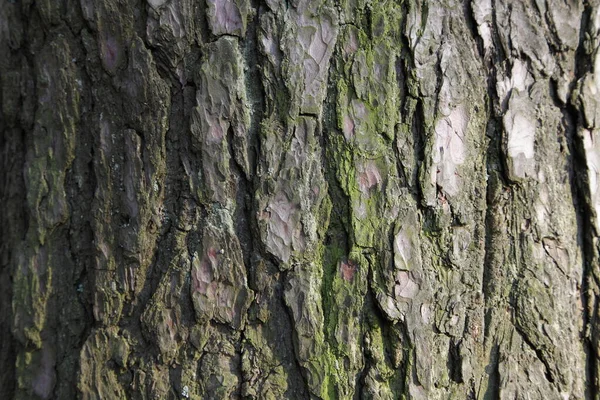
[1,0,599,399]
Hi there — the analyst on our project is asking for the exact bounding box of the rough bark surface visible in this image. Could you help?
[1,0,599,399]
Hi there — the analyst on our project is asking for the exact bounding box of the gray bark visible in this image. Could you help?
[1,0,599,399]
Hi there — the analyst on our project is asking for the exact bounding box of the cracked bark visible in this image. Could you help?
[1,0,599,399]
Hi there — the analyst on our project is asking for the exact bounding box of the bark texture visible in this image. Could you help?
[1,0,599,399]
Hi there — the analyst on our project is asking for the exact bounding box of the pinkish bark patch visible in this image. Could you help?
[206,0,244,36]
[342,114,355,141]
[262,192,303,263]
[340,259,357,282]
[292,10,338,114]
[357,161,382,194]
[198,106,227,143]
[191,249,216,297]
[343,28,360,56]
[99,34,121,74]
[33,346,56,400]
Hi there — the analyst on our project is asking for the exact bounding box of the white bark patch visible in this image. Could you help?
[263,192,304,263]
[503,91,536,180]
[379,215,424,321]
[431,105,468,197]
[506,113,535,159]
[394,231,412,269]
[595,44,600,91]
[581,51,600,128]
[535,186,551,228]
[393,223,422,273]
[394,271,419,299]
[379,294,403,321]
[496,60,534,101]
[420,303,431,324]
[583,129,600,231]
[260,35,278,59]
[473,0,493,51]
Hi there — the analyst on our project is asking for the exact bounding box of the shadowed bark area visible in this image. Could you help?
[1,0,599,399]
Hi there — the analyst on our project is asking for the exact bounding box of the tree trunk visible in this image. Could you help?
[1,0,599,398]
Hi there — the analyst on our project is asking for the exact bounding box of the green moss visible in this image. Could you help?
[321,244,346,342]
[12,252,53,349]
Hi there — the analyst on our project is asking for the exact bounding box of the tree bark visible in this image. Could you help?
[1,0,599,399]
